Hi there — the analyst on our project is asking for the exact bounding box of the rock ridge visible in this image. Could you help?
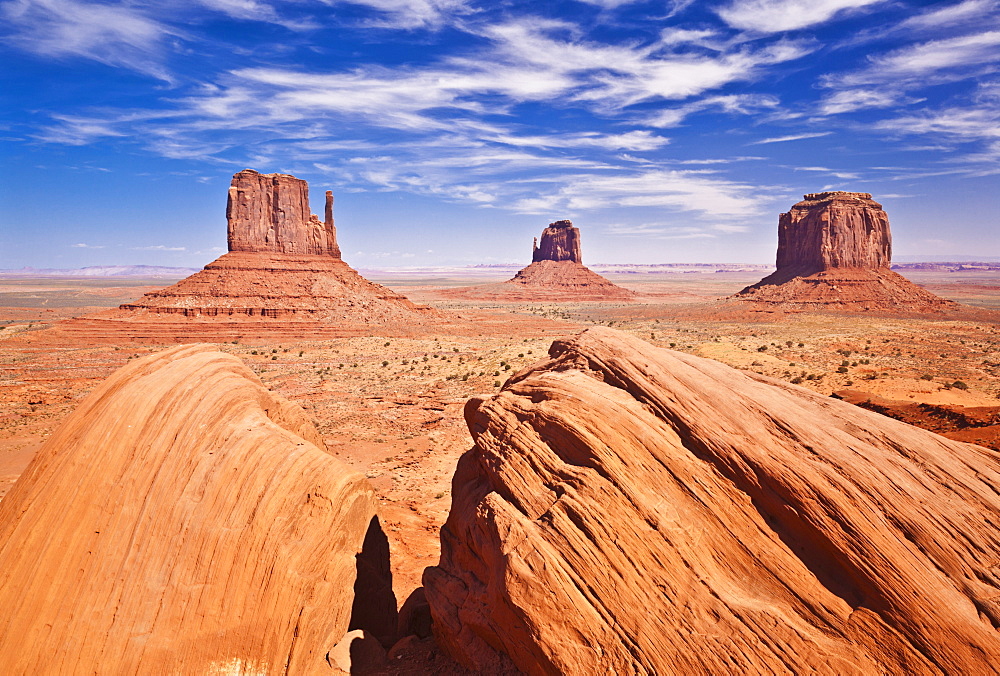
[0,344,395,674]
[425,327,1000,674]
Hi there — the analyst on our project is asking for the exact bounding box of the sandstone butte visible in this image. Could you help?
[424,326,1000,674]
[0,344,397,674]
[733,191,955,312]
[53,170,437,342]
[445,220,636,301]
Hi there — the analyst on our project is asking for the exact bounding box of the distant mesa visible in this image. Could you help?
[445,219,636,301]
[732,191,955,312]
[0,345,397,673]
[40,169,441,343]
[425,327,1000,674]
[114,169,434,324]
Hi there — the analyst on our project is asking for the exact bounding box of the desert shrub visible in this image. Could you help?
[953,381,969,390]
[837,366,848,373]
[757,346,767,352]
[791,376,803,384]
[920,374,933,380]
[381,360,389,367]
[494,380,502,387]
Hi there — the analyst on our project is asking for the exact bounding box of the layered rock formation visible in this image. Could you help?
[425,327,1000,674]
[0,345,396,674]
[734,192,953,312]
[227,169,341,257]
[444,220,636,301]
[531,220,581,263]
[116,169,433,325]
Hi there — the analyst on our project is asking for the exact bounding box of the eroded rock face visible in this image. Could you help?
[776,192,890,274]
[110,170,435,329]
[734,192,954,312]
[532,220,582,263]
[227,169,340,257]
[425,327,1000,674]
[443,219,635,301]
[0,345,395,674]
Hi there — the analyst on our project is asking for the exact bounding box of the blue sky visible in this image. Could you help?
[2,0,998,269]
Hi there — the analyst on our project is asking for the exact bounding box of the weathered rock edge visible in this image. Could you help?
[0,344,392,674]
[425,326,1000,675]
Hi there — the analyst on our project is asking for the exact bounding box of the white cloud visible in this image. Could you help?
[644,94,780,127]
[748,131,832,144]
[828,31,1000,89]
[485,130,669,151]
[715,0,886,33]
[37,115,129,145]
[131,245,187,250]
[71,242,105,248]
[605,222,717,239]
[1,0,178,80]
[510,169,767,219]
[897,0,997,33]
[194,0,318,29]
[817,88,917,115]
[319,0,471,29]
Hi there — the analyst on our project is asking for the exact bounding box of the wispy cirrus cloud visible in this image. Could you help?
[748,131,832,144]
[1,0,178,80]
[715,0,886,33]
[319,0,471,29]
[828,30,1000,90]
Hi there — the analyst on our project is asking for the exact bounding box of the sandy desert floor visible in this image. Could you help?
[2,265,999,671]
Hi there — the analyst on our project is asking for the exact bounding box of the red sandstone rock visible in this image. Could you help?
[444,220,635,301]
[0,345,396,673]
[425,327,1000,674]
[227,169,340,256]
[777,192,891,273]
[734,192,954,312]
[532,220,582,263]
[107,170,435,328]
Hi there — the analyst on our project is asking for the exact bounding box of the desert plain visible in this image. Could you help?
[3,262,1000,662]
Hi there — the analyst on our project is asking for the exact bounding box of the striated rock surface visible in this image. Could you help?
[227,169,340,256]
[532,220,582,263]
[444,220,635,301]
[106,170,435,330]
[424,327,1000,674]
[0,344,396,674]
[734,192,954,312]
[776,192,890,273]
